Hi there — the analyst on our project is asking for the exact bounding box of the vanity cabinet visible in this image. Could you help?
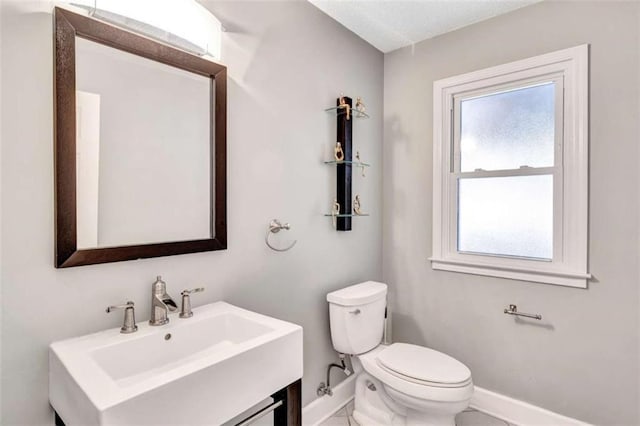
[54,380,301,426]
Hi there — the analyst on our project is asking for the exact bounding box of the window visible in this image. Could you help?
[431,45,590,288]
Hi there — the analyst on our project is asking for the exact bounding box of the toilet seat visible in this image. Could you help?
[376,343,472,388]
[358,345,474,403]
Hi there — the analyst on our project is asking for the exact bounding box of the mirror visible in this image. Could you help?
[54,7,227,267]
[75,38,213,248]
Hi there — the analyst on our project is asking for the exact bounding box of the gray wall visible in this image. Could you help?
[383,2,639,425]
[0,1,383,424]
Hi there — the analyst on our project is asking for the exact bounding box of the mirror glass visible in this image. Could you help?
[74,37,213,249]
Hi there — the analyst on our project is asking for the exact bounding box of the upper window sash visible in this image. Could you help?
[451,74,565,176]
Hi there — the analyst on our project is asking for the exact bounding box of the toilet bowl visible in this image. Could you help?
[327,282,473,426]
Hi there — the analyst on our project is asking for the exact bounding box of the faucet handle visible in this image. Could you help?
[106,301,138,334]
[181,287,204,296]
[179,288,204,318]
[106,301,135,312]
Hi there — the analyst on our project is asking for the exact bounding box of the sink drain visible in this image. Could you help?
[164,333,172,341]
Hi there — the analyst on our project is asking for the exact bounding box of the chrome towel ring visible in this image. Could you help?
[265,219,297,252]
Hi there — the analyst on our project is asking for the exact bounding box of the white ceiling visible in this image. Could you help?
[308,0,542,53]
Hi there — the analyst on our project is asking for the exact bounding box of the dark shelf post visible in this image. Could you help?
[336,97,353,231]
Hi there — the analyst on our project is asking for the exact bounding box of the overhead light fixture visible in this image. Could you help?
[62,0,222,60]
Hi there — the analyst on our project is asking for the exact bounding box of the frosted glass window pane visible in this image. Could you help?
[458,175,553,259]
[460,83,555,172]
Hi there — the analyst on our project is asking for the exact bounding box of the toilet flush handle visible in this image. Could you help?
[349,309,361,315]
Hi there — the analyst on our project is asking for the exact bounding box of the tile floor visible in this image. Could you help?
[319,401,514,426]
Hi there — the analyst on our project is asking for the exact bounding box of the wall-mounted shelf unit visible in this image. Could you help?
[324,96,370,231]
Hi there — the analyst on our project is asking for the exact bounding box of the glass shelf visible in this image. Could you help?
[324,106,370,119]
[324,160,370,167]
[323,213,370,217]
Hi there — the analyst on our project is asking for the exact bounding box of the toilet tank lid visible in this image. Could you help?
[327,281,387,306]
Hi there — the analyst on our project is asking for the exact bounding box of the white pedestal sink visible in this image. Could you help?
[49,302,303,425]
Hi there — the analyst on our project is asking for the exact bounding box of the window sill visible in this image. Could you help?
[429,257,590,288]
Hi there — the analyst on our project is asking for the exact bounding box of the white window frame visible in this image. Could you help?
[430,45,590,288]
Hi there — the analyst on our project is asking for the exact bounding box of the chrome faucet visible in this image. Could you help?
[149,276,177,326]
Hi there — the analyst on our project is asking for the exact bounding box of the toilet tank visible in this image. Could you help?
[327,281,387,355]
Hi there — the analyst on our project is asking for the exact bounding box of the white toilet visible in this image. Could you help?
[327,281,473,426]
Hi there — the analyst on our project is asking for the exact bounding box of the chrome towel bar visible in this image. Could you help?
[504,304,542,320]
[236,400,283,426]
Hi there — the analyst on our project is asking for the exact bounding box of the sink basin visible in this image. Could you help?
[50,302,303,425]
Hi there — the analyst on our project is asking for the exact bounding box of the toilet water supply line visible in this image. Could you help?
[317,353,352,397]
[317,304,391,396]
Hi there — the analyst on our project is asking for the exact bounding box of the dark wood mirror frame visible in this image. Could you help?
[54,7,227,268]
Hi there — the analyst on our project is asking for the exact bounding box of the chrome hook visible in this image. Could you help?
[265,219,297,252]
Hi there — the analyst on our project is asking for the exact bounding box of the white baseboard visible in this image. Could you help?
[470,386,592,426]
[302,373,357,426]
[302,379,591,426]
